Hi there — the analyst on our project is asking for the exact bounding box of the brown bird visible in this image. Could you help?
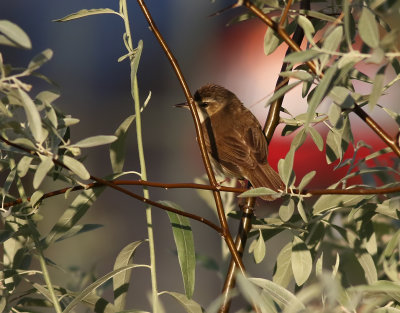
[178,84,284,200]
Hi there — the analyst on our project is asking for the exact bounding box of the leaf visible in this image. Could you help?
[249,277,305,309]
[359,8,379,48]
[238,187,282,199]
[299,9,338,22]
[30,190,44,207]
[33,156,54,189]
[113,240,146,311]
[266,81,302,105]
[308,127,323,151]
[280,147,295,187]
[54,224,103,243]
[357,252,378,284]
[298,171,316,191]
[160,200,195,299]
[63,264,140,313]
[313,194,371,214]
[291,236,312,286]
[284,50,321,64]
[368,65,386,110]
[280,70,313,81]
[383,229,400,258]
[44,187,105,247]
[315,253,323,277]
[54,8,120,22]
[249,230,266,264]
[264,24,281,55]
[279,197,295,222]
[110,115,135,172]
[320,27,343,68]
[297,15,315,43]
[0,20,31,49]
[72,135,117,148]
[60,155,90,180]
[18,89,45,143]
[17,155,33,178]
[273,242,293,288]
[28,49,53,72]
[159,291,202,313]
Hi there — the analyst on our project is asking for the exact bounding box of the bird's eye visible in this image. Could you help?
[199,102,209,108]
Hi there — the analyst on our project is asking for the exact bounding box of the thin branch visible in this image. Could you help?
[136,0,245,273]
[279,0,293,28]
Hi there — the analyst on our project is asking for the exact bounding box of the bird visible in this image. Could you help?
[177,84,284,200]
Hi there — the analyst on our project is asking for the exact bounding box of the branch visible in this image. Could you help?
[136,0,245,273]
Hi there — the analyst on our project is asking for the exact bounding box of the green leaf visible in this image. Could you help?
[313,194,371,214]
[60,155,90,180]
[315,253,323,277]
[44,186,105,247]
[279,197,295,222]
[357,252,378,284]
[18,89,45,143]
[54,224,103,243]
[0,20,31,49]
[17,155,33,178]
[338,51,364,68]
[28,49,53,72]
[299,9,338,22]
[284,50,321,64]
[273,242,293,288]
[63,264,141,313]
[298,171,316,191]
[297,15,315,43]
[72,135,117,148]
[280,70,313,81]
[383,229,400,258]
[249,277,305,309]
[33,156,54,189]
[267,81,302,105]
[131,40,143,78]
[249,230,266,264]
[291,236,312,286]
[308,127,323,151]
[110,115,135,172]
[160,201,195,299]
[368,65,386,110]
[54,8,120,22]
[30,190,44,207]
[113,240,146,311]
[359,8,379,48]
[320,26,343,69]
[264,24,280,55]
[159,291,202,313]
[238,187,282,199]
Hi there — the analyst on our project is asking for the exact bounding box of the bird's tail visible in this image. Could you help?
[247,163,284,200]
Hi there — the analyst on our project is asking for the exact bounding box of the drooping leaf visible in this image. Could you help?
[264,22,281,55]
[72,135,117,148]
[357,252,378,284]
[291,236,312,286]
[308,127,323,151]
[159,291,202,313]
[297,15,315,43]
[54,224,103,243]
[60,155,90,180]
[358,8,379,48]
[0,19,31,49]
[160,200,195,299]
[320,26,343,69]
[273,242,293,288]
[33,156,54,189]
[27,49,53,72]
[298,171,316,191]
[18,89,45,143]
[279,197,295,222]
[54,8,120,22]
[113,240,146,311]
[249,230,266,264]
[368,65,386,110]
[110,115,135,173]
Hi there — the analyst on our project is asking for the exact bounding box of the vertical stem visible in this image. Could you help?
[120,0,158,310]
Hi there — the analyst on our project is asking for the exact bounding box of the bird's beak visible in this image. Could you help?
[174,102,190,110]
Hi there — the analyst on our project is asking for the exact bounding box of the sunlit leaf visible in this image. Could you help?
[72,135,117,148]
[60,155,90,180]
[54,8,120,22]
[18,89,45,143]
[0,20,31,49]
[284,50,321,64]
[159,291,202,313]
[33,156,54,189]
[298,171,316,191]
[297,15,315,43]
[110,115,135,172]
[279,197,295,222]
[359,8,379,48]
[17,155,33,178]
[238,187,282,199]
[357,252,378,284]
[273,242,293,288]
[291,236,312,286]
[313,194,371,214]
[249,230,266,264]
[308,127,323,151]
[368,65,386,110]
[27,49,53,72]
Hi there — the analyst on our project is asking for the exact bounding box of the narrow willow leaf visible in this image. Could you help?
[30,190,44,207]
[316,253,323,277]
[131,40,143,79]
[306,64,337,126]
[383,229,400,258]
[27,49,53,72]
[54,8,120,22]
[236,274,273,313]
[33,156,54,189]
[325,129,341,164]
[332,253,340,278]
[368,65,386,110]
[359,8,379,48]
[284,50,321,64]
[264,24,280,55]
[251,230,266,264]
[110,115,135,172]
[280,70,313,81]
[160,200,195,299]
[338,51,364,68]
[308,127,323,151]
[313,194,370,214]
[280,148,295,187]
[357,253,378,284]
[320,27,343,69]
[273,242,293,288]
[297,199,308,223]
[298,171,316,191]
[266,81,302,105]
[113,240,146,311]
[250,277,305,309]
[44,186,105,247]
[238,187,282,199]
[60,155,90,180]
[0,20,31,49]
[291,236,312,286]
[54,224,103,243]
[72,135,117,148]
[72,293,116,313]
[18,89,44,143]
[279,197,295,222]
[17,155,33,178]
[63,264,140,313]
[160,291,202,313]
[297,15,315,43]
[299,9,338,22]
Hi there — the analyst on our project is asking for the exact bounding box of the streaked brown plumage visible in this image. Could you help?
[180,84,284,200]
